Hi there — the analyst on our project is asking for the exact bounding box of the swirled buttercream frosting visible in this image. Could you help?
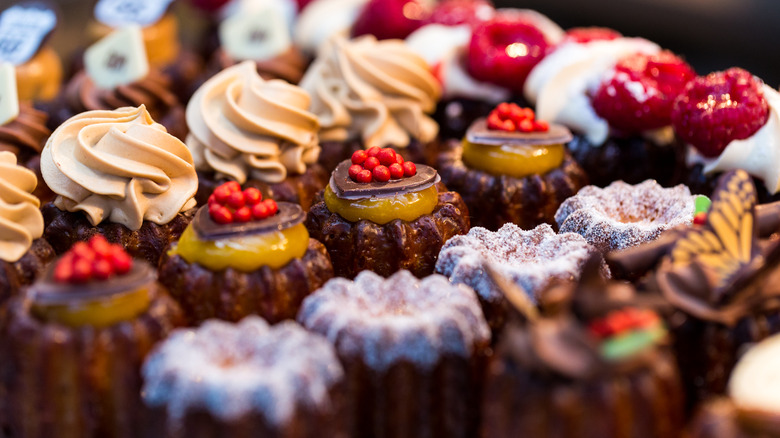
[299,35,441,149]
[41,105,197,231]
[0,151,43,263]
[187,61,320,184]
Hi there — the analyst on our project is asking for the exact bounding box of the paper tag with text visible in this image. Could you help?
[94,0,174,28]
[84,25,149,90]
[0,63,19,125]
[0,4,57,65]
[219,2,291,62]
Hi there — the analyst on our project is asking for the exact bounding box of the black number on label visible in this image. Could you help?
[0,38,21,55]
[107,53,126,70]
[115,1,142,19]
[249,29,267,43]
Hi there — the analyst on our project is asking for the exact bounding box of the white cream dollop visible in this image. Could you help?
[524,38,660,146]
[293,0,369,56]
[0,152,43,263]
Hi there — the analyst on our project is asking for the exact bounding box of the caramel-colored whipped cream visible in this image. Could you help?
[0,151,43,263]
[41,105,197,231]
[299,35,441,149]
[187,61,320,184]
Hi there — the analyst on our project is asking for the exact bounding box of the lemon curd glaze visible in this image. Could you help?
[461,139,565,179]
[324,184,439,224]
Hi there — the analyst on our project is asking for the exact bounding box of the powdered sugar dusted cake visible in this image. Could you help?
[297,270,490,371]
[555,180,695,253]
[436,223,599,302]
[141,317,344,432]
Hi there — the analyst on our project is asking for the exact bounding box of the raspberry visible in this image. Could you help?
[671,68,770,157]
[352,0,429,40]
[467,12,550,92]
[425,0,494,28]
[592,51,696,134]
[563,27,621,44]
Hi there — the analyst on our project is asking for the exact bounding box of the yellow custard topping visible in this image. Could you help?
[461,140,565,179]
[324,184,438,225]
[31,286,151,328]
[170,223,310,272]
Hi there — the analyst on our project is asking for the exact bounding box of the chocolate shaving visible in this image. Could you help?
[330,159,439,199]
[466,118,573,146]
[193,202,305,241]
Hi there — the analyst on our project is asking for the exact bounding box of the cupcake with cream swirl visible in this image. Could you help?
[40,105,198,266]
[299,34,441,169]
[188,61,328,210]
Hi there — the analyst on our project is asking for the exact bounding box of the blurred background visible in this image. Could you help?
[1,0,779,85]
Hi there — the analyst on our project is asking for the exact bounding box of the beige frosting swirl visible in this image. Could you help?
[299,35,441,148]
[186,61,320,184]
[41,105,197,231]
[0,152,43,263]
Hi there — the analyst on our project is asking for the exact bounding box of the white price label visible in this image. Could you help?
[0,63,19,125]
[219,3,291,62]
[0,4,57,65]
[94,0,175,28]
[84,26,150,90]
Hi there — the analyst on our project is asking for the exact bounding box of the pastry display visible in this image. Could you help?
[297,270,490,438]
[607,170,780,406]
[673,68,780,203]
[555,179,696,253]
[305,151,469,278]
[0,236,185,437]
[159,181,333,324]
[436,223,600,332]
[187,61,328,210]
[299,34,441,169]
[438,103,588,230]
[0,152,54,318]
[40,105,198,267]
[142,317,346,438]
[525,35,695,186]
[481,260,685,437]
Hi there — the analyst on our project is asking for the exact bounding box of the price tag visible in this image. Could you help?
[0,4,57,65]
[0,63,19,125]
[94,0,174,28]
[219,2,291,62]
[84,26,149,90]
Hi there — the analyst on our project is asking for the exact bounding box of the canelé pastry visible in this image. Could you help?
[142,317,347,438]
[299,35,441,169]
[1,236,185,437]
[438,103,588,230]
[555,179,695,254]
[305,151,469,278]
[0,101,53,201]
[436,223,600,332]
[688,334,780,438]
[673,68,780,203]
[481,263,685,438]
[159,182,333,324]
[40,106,198,267]
[524,36,695,186]
[0,152,54,317]
[297,270,490,438]
[607,170,780,406]
[187,61,328,210]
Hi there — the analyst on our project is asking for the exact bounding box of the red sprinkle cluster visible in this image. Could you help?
[487,102,549,132]
[207,181,278,225]
[588,308,661,339]
[349,147,417,183]
[54,235,133,284]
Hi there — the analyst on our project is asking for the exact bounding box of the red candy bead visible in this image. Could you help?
[54,258,73,283]
[224,181,241,192]
[356,169,373,183]
[351,149,368,165]
[214,185,231,204]
[227,191,246,209]
[252,202,270,220]
[243,188,262,205]
[373,165,391,182]
[109,250,132,275]
[211,206,233,224]
[234,206,253,222]
[389,163,404,179]
[349,164,363,180]
[377,148,397,166]
[72,258,93,283]
[364,156,380,171]
[395,154,404,165]
[367,146,382,158]
[264,199,279,215]
[93,259,113,280]
[402,161,416,177]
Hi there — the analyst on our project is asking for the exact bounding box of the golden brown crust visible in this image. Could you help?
[437,141,589,230]
[158,239,334,325]
[41,203,194,268]
[0,285,185,438]
[305,183,470,279]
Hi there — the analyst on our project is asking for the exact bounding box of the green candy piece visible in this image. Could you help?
[600,326,666,361]
[694,195,712,215]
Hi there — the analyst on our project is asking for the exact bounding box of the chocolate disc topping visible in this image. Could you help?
[467,118,573,146]
[330,159,440,199]
[193,202,305,241]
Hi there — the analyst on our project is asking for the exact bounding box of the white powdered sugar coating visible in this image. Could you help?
[142,317,343,426]
[555,180,695,253]
[297,270,490,371]
[729,334,780,414]
[436,223,599,302]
